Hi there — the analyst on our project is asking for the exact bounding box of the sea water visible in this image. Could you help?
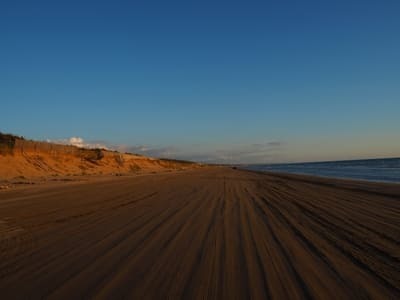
[245,157,400,183]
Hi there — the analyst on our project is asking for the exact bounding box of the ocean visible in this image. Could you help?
[244,157,400,183]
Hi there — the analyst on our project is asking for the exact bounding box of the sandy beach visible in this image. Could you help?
[0,167,399,299]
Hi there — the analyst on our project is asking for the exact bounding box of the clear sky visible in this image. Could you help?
[1,0,399,163]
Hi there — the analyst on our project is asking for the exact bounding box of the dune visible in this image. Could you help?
[0,133,199,182]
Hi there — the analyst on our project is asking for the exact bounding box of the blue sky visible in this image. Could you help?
[1,0,399,163]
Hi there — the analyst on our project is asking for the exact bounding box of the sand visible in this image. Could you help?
[0,167,399,299]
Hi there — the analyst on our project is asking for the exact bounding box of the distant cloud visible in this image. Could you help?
[119,145,179,158]
[47,137,285,163]
[253,141,282,147]
[199,141,284,164]
[120,141,285,164]
[48,137,109,150]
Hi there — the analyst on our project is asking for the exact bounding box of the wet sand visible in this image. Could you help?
[0,167,399,299]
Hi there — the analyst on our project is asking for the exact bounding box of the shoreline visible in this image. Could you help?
[241,167,400,185]
[239,168,400,199]
[242,165,400,185]
[240,157,400,184]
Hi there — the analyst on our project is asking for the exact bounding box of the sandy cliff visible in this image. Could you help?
[0,133,199,180]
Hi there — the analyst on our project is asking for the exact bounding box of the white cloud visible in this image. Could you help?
[68,137,85,147]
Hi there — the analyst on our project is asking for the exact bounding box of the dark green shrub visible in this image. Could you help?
[0,132,23,155]
[81,148,104,163]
